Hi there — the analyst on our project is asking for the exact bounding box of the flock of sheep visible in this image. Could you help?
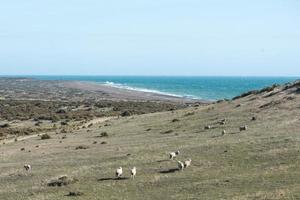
[115,150,192,179]
[206,118,249,136]
[23,118,251,181]
[115,166,137,179]
[169,151,192,170]
[23,150,191,180]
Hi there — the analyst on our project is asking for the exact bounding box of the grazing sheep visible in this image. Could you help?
[184,159,192,168]
[169,151,180,160]
[177,161,184,171]
[24,164,31,171]
[130,167,136,179]
[222,130,226,136]
[204,125,212,130]
[240,125,248,131]
[116,167,123,178]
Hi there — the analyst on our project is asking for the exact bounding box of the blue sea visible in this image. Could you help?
[15,76,300,101]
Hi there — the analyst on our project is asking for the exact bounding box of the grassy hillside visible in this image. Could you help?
[0,81,300,199]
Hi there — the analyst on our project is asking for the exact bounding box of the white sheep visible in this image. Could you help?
[184,159,192,168]
[116,167,123,178]
[130,167,136,179]
[177,161,184,171]
[240,125,248,131]
[222,130,226,136]
[24,164,31,171]
[169,151,180,160]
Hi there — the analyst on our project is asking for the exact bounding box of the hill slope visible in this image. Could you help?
[0,80,300,199]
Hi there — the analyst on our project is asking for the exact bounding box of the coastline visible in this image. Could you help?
[5,75,298,101]
[62,81,208,104]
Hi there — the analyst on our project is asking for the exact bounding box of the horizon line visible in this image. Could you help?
[0,74,300,78]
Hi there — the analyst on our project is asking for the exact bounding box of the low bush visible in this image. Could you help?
[100,132,108,137]
[41,134,51,140]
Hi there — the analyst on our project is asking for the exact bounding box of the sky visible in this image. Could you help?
[0,0,299,76]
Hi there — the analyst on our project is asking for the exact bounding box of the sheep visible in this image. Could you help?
[130,167,136,179]
[222,130,226,136]
[184,159,192,168]
[24,164,31,171]
[116,167,123,178]
[177,161,184,171]
[169,151,180,160]
[204,125,212,130]
[239,125,248,131]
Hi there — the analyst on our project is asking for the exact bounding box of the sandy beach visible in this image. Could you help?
[62,81,205,103]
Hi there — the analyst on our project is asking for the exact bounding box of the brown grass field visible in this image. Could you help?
[0,80,300,199]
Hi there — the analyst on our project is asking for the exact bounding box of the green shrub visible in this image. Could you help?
[121,110,132,117]
[41,134,51,140]
[100,132,108,137]
[0,123,9,128]
[172,119,180,122]
[75,145,89,150]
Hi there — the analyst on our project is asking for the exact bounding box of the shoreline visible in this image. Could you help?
[63,81,209,104]
[2,76,297,103]
[102,81,197,99]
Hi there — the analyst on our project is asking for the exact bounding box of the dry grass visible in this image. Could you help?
[0,81,300,199]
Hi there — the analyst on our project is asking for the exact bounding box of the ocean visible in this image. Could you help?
[21,76,299,101]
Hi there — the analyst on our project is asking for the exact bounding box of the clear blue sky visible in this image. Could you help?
[0,0,299,76]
